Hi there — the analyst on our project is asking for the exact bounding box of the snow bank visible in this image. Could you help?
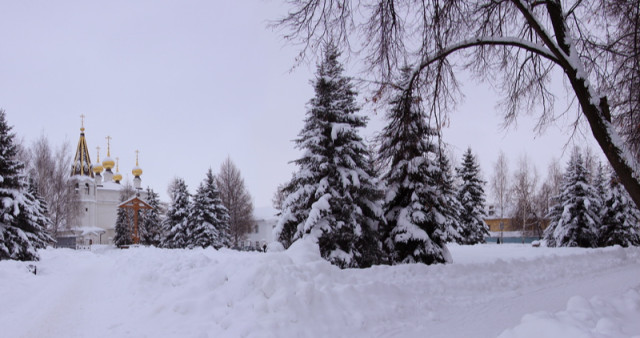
[499,287,640,338]
[0,244,639,337]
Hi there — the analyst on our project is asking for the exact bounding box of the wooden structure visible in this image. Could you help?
[118,195,153,245]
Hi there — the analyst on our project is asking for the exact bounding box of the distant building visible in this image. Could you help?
[57,118,149,246]
[242,218,276,250]
[484,204,550,239]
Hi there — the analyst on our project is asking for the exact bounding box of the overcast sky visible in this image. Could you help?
[0,1,602,211]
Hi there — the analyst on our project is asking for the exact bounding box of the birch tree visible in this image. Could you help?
[491,151,510,220]
[216,157,254,247]
[26,135,79,236]
[511,155,539,240]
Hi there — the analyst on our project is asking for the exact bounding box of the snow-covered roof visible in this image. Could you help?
[66,226,106,236]
[72,175,95,184]
[118,195,152,209]
[99,181,124,191]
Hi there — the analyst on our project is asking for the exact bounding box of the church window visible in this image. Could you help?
[85,183,90,194]
[75,183,79,194]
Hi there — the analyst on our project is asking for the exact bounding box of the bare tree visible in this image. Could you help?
[531,157,565,235]
[533,182,552,224]
[511,155,539,241]
[216,157,254,247]
[546,157,564,198]
[26,135,79,236]
[275,0,640,210]
[14,136,30,166]
[491,151,510,220]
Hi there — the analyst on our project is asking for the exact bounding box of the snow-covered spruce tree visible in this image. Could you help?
[593,162,609,205]
[456,148,489,244]
[377,67,452,264]
[162,178,191,249]
[599,173,640,247]
[139,187,163,247]
[436,150,464,244]
[544,151,601,247]
[274,43,384,268]
[0,110,52,261]
[20,180,54,249]
[113,183,135,247]
[113,206,132,246]
[190,169,231,249]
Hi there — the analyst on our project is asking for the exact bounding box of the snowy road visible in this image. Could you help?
[1,243,639,337]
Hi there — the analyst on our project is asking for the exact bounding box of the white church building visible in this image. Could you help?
[58,119,147,246]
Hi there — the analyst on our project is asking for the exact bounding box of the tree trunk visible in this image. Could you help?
[545,2,640,210]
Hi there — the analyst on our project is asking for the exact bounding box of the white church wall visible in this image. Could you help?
[243,219,276,250]
[96,187,121,244]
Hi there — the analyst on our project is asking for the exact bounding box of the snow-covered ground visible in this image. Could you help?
[1,242,639,338]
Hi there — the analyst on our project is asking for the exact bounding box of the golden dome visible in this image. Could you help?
[113,157,122,182]
[102,156,115,170]
[92,163,104,174]
[93,146,104,174]
[132,166,143,177]
[132,150,142,177]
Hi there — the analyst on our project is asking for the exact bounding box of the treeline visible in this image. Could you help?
[488,146,640,247]
[273,44,640,269]
[543,151,640,247]
[114,157,254,249]
[273,45,490,268]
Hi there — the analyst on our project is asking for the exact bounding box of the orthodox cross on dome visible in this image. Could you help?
[96,146,101,162]
[105,136,112,156]
[135,149,140,166]
[80,114,85,131]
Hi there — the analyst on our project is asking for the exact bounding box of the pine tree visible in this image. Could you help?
[274,43,384,268]
[139,187,163,247]
[0,110,53,261]
[190,169,231,249]
[456,148,489,244]
[113,184,135,247]
[436,151,464,244]
[377,67,452,264]
[544,151,600,247]
[163,178,191,249]
[599,173,640,247]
